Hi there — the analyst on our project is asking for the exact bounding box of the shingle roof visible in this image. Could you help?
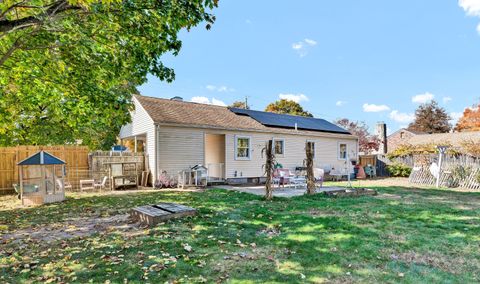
[134,95,354,138]
[387,128,426,138]
[406,131,480,147]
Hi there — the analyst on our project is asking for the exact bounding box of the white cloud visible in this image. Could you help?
[304,38,317,46]
[191,96,211,104]
[292,38,317,57]
[459,0,480,16]
[363,103,391,112]
[459,0,480,34]
[191,96,226,106]
[336,100,347,107]
[245,19,252,24]
[450,111,463,122]
[389,110,415,123]
[279,93,309,103]
[443,96,453,104]
[212,98,227,106]
[205,85,234,92]
[412,92,435,104]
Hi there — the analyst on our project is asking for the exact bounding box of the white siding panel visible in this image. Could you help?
[225,132,358,178]
[157,126,205,176]
[119,97,156,178]
[151,125,358,180]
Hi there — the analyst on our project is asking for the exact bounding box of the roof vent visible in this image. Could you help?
[170,96,183,102]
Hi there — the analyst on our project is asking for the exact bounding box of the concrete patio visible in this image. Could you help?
[215,185,347,198]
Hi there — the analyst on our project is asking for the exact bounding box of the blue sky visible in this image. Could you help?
[138,0,480,134]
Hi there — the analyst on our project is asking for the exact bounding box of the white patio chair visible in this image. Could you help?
[94,176,108,190]
[314,168,324,188]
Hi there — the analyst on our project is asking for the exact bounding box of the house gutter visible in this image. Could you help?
[154,124,160,182]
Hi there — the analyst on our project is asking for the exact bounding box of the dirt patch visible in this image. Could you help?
[1,214,140,244]
[289,209,344,218]
[257,226,281,238]
[376,193,403,200]
[391,251,469,274]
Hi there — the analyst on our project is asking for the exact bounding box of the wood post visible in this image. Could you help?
[306,142,315,195]
[264,140,274,200]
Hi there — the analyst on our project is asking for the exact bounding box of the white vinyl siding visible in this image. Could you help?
[119,97,156,179]
[123,117,357,180]
[225,132,357,178]
[157,126,205,176]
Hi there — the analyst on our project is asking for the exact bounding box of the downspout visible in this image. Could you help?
[154,123,159,183]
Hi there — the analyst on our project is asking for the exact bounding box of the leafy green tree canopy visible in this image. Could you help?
[0,0,217,149]
[407,100,451,134]
[265,99,313,117]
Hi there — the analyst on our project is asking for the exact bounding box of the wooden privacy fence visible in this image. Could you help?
[0,146,89,194]
[407,154,480,190]
[358,154,391,176]
[0,147,147,194]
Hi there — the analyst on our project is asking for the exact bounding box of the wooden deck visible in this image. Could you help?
[130,202,197,226]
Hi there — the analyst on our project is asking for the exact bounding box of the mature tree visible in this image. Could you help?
[407,100,451,133]
[0,0,216,149]
[455,103,480,132]
[230,101,250,109]
[265,99,313,117]
[335,118,380,154]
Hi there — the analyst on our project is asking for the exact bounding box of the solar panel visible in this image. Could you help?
[230,108,351,134]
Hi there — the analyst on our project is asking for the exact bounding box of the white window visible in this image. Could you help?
[307,140,316,158]
[338,143,347,160]
[235,136,251,160]
[273,138,285,156]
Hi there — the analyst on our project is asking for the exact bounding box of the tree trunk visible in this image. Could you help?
[264,140,274,200]
[306,141,316,195]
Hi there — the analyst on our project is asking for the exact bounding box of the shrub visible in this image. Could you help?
[386,163,412,177]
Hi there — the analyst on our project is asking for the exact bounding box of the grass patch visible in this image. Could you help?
[1,185,479,283]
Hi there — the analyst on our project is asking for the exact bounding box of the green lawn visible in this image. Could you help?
[1,185,479,283]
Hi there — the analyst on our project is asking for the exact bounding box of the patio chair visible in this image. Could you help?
[364,165,377,178]
[314,168,325,188]
[272,169,294,188]
[55,179,73,192]
[94,176,108,190]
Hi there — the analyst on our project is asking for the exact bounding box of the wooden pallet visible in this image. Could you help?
[324,188,377,198]
[130,202,197,226]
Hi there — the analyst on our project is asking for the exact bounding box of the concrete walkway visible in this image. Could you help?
[216,185,346,198]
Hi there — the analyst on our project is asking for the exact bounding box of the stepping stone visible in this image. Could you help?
[130,203,197,226]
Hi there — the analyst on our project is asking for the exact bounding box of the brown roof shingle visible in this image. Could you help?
[406,131,480,147]
[135,95,355,138]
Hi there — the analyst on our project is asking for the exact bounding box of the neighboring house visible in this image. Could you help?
[406,131,480,148]
[387,128,425,153]
[119,95,358,184]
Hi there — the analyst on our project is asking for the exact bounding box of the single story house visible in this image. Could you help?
[119,95,358,184]
[387,129,480,154]
[387,128,425,153]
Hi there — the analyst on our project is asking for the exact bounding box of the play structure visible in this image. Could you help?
[15,151,66,206]
[104,161,139,190]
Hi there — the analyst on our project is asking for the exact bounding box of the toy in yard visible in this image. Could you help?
[15,151,67,206]
[154,171,177,189]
